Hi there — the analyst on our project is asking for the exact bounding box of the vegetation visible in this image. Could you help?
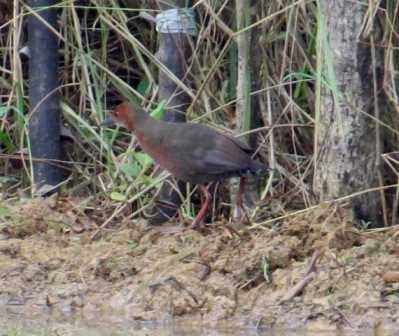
[0,0,398,229]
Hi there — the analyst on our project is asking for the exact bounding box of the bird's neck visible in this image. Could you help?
[128,109,153,132]
[132,112,161,146]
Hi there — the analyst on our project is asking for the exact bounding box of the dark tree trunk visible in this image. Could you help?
[247,1,266,202]
[28,0,62,194]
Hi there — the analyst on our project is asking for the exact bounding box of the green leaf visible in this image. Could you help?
[109,192,126,201]
[120,162,141,177]
[140,175,155,186]
[133,152,153,168]
[0,176,19,183]
[150,100,166,120]
[262,256,270,283]
[0,131,14,153]
[136,78,149,96]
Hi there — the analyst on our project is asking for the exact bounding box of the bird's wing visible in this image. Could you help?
[162,123,251,175]
[199,139,250,173]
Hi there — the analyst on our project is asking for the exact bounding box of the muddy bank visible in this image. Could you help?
[1,198,399,332]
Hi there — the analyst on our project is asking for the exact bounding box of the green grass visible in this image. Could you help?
[0,1,397,227]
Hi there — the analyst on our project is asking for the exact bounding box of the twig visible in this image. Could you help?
[280,271,316,303]
[280,249,321,302]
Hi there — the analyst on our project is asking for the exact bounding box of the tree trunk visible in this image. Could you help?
[314,0,382,227]
[28,0,62,195]
[231,0,265,216]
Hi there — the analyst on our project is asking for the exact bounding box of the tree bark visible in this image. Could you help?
[314,0,382,226]
[231,0,265,215]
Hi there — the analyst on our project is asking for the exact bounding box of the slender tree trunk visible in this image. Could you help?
[231,0,265,217]
[28,0,62,195]
[314,0,383,226]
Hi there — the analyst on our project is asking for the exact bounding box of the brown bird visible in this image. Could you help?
[102,102,269,230]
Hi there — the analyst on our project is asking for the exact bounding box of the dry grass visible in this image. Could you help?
[0,0,398,228]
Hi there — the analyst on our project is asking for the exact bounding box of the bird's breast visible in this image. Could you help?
[136,131,188,179]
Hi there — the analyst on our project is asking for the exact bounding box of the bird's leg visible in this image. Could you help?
[236,177,250,223]
[184,185,212,231]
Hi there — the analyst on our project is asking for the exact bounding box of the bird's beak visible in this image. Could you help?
[101,116,115,127]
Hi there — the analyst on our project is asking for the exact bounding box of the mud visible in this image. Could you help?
[1,197,399,333]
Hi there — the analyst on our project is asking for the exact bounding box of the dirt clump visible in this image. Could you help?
[1,198,398,331]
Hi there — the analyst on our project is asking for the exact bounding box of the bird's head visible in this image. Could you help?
[101,102,137,131]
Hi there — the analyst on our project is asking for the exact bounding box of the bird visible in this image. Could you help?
[101,102,269,230]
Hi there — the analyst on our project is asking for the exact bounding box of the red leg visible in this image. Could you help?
[184,185,211,231]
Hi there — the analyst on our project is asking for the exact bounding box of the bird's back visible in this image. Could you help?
[141,120,268,184]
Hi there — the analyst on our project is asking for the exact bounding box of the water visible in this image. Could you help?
[0,311,395,336]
